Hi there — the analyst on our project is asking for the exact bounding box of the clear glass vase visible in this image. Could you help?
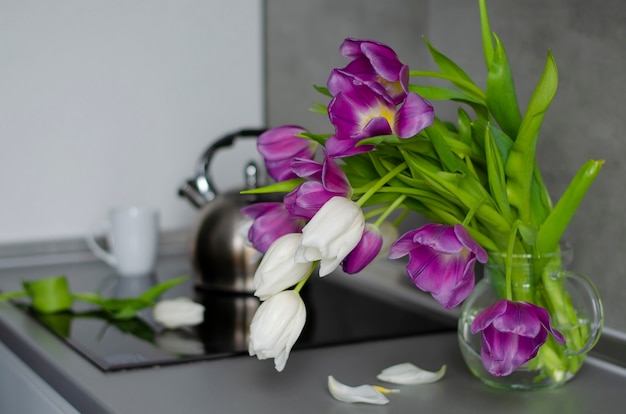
[457,246,604,390]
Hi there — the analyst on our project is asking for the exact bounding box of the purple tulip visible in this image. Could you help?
[241,202,303,254]
[388,223,488,309]
[284,181,337,220]
[326,74,434,158]
[341,224,384,274]
[471,299,566,377]
[257,126,316,182]
[284,153,351,220]
[331,38,410,105]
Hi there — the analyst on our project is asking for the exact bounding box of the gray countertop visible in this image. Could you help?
[1,245,625,413]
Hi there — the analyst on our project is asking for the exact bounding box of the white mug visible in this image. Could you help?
[86,206,160,277]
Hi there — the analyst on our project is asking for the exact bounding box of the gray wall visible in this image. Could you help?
[0,0,263,243]
[265,0,626,333]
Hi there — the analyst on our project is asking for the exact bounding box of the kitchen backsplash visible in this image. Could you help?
[264,0,626,333]
[0,0,264,243]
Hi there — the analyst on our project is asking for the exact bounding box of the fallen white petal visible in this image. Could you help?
[376,363,446,384]
[153,297,205,329]
[327,376,397,405]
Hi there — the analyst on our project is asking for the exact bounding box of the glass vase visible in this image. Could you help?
[457,246,604,390]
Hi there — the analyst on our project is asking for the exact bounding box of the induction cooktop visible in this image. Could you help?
[17,268,455,372]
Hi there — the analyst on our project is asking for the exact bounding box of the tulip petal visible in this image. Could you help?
[284,181,336,220]
[411,224,464,254]
[326,134,374,158]
[453,224,488,263]
[470,299,508,334]
[327,376,394,405]
[342,223,383,274]
[376,363,446,384]
[241,202,303,254]
[153,297,205,329]
[257,126,315,181]
[393,92,434,138]
[290,158,323,181]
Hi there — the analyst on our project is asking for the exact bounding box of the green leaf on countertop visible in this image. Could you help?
[23,276,73,314]
[74,276,188,320]
[1,274,188,320]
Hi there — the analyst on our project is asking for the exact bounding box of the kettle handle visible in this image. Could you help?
[194,128,266,202]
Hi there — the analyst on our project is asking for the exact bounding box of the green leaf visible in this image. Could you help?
[528,164,553,226]
[486,33,522,138]
[421,37,481,97]
[99,297,154,320]
[71,292,103,306]
[457,108,473,149]
[518,224,537,246]
[297,131,331,145]
[140,275,187,302]
[0,290,28,301]
[23,276,73,314]
[536,160,604,254]
[313,84,331,97]
[72,276,188,320]
[504,50,558,222]
[310,101,328,115]
[241,178,305,195]
[484,123,512,221]
[409,85,483,105]
[425,119,466,173]
[402,149,509,233]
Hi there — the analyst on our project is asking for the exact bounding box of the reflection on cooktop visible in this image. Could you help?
[19,276,455,372]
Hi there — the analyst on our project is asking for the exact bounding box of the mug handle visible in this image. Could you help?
[85,220,118,268]
[557,270,604,356]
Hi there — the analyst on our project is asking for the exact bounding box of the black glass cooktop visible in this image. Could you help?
[18,272,455,372]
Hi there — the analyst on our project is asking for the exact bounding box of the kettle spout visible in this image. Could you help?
[178,180,208,209]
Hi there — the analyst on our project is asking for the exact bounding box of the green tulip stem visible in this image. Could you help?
[374,195,407,228]
[294,266,315,294]
[356,162,408,208]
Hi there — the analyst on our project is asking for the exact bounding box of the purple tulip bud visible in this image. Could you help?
[284,153,352,220]
[257,126,316,182]
[284,181,337,220]
[341,223,384,274]
[471,299,566,376]
[388,223,488,309]
[241,202,303,254]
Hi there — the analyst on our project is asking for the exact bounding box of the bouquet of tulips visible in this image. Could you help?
[242,0,603,381]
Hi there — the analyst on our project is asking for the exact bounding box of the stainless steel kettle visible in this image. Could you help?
[179,128,273,293]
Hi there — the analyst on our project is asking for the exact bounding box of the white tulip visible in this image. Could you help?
[153,297,205,329]
[253,233,313,300]
[248,290,306,372]
[295,197,364,276]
